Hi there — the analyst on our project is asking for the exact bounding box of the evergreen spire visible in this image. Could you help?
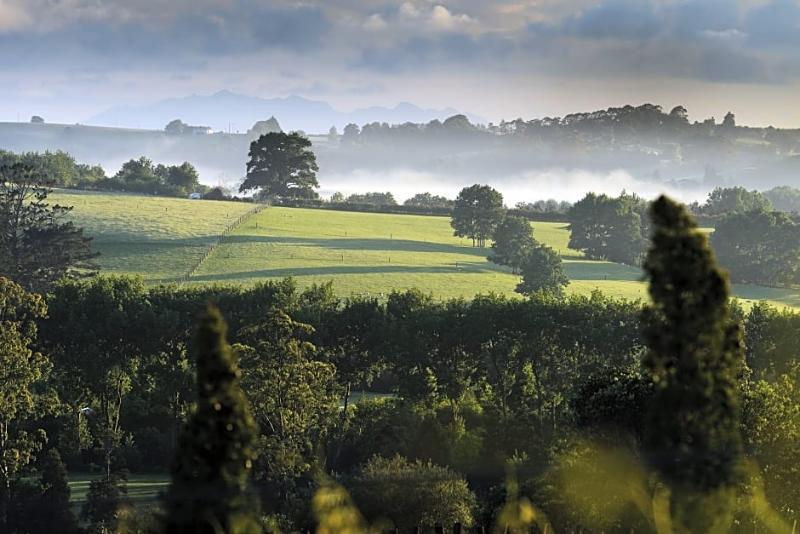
[162,305,260,533]
[642,196,744,530]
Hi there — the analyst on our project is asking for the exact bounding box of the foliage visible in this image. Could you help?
[0,277,49,526]
[763,186,800,213]
[240,132,319,199]
[711,209,800,287]
[488,215,536,272]
[0,163,98,292]
[515,244,568,296]
[701,186,772,217]
[111,156,202,196]
[235,310,339,507]
[349,455,476,531]
[404,192,453,209]
[451,184,505,247]
[567,192,647,265]
[162,305,261,533]
[36,449,78,533]
[345,192,397,206]
[0,149,105,189]
[42,276,155,476]
[642,195,744,531]
[81,472,131,533]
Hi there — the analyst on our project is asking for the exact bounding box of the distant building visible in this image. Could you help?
[165,119,213,135]
[189,192,202,199]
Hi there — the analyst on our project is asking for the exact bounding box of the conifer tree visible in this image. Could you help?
[642,196,744,531]
[37,449,78,533]
[162,305,260,534]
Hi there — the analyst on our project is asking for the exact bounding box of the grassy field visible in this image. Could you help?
[53,190,255,283]
[55,192,800,308]
[190,206,800,308]
[69,472,169,514]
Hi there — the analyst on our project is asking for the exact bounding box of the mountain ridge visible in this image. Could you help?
[87,91,485,134]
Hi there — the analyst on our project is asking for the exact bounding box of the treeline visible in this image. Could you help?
[568,186,800,287]
[2,265,800,530]
[0,150,219,199]
[338,104,800,154]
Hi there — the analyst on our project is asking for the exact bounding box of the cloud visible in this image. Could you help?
[0,0,31,31]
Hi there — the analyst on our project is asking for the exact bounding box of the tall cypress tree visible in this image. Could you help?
[162,305,260,533]
[38,449,78,533]
[642,196,744,530]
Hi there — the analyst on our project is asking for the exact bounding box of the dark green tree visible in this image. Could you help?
[642,196,744,531]
[161,305,260,533]
[701,186,771,217]
[451,184,505,247]
[239,132,319,199]
[35,449,78,533]
[0,277,49,526]
[515,244,568,296]
[167,161,200,193]
[0,163,98,292]
[81,472,130,533]
[404,192,453,209]
[568,192,646,265]
[489,215,536,272]
[711,209,800,287]
[345,191,397,206]
[350,455,476,531]
[234,310,339,508]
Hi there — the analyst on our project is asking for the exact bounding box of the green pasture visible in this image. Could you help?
[52,192,800,309]
[53,190,255,283]
[69,472,169,513]
[192,206,800,308]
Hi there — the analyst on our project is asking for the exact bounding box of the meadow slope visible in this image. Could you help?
[53,190,255,283]
[56,193,800,308]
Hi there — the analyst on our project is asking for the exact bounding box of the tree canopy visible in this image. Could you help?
[700,186,772,217]
[451,184,505,247]
[711,209,800,287]
[489,215,536,272]
[162,305,260,533]
[515,244,568,296]
[240,132,319,199]
[568,192,647,265]
[0,163,98,292]
[643,196,743,531]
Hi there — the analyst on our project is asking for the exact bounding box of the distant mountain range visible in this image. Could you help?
[86,90,485,134]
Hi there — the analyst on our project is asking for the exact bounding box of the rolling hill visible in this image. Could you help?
[54,191,800,309]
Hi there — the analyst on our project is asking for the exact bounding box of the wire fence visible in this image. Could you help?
[166,203,268,286]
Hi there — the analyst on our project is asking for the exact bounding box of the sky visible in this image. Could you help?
[0,0,799,127]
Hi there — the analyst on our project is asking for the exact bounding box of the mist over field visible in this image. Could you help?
[318,167,706,205]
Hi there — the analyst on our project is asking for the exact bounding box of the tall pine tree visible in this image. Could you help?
[0,163,98,292]
[162,305,260,533]
[642,196,744,531]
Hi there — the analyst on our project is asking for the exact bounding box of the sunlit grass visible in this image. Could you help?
[54,192,800,308]
[68,472,169,512]
[52,190,254,282]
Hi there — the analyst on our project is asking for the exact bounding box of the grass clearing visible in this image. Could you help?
[193,207,800,308]
[69,472,169,514]
[52,192,800,309]
[52,190,255,283]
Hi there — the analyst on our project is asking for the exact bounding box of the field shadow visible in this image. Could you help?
[564,260,643,281]
[191,263,502,282]
[222,235,491,257]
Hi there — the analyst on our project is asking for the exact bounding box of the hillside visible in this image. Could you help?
[57,191,800,308]
[52,191,255,283]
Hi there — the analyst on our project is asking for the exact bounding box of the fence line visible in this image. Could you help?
[166,203,267,286]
